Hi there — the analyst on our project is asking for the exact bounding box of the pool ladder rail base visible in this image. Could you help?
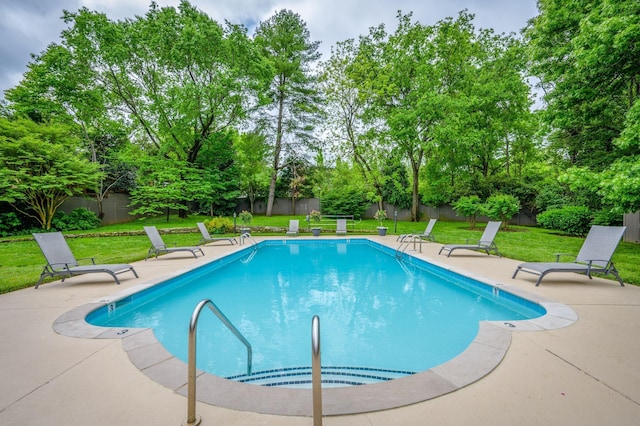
[395,235,427,258]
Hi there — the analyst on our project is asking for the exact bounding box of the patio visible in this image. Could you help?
[1,236,638,425]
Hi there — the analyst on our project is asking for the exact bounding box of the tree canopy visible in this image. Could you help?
[1,0,638,230]
[0,118,101,229]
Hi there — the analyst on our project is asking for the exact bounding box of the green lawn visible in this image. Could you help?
[1,215,638,294]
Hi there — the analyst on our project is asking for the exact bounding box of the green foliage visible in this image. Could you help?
[483,194,521,229]
[276,157,314,200]
[238,210,253,225]
[129,159,216,219]
[0,118,102,229]
[49,4,262,219]
[206,217,234,234]
[421,178,455,207]
[320,188,370,219]
[234,132,270,212]
[536,206,593,236]
[452,195,483,229]
[348,11,534,221]
[52,208,101,231]
[535,182,571,212]
[526,0,640,212]
[0,212,21,237]
[599,156,640,214]
[381,155,412,209]
[195,131,242,216]
[592,209,623,227]
[558,167,603,211]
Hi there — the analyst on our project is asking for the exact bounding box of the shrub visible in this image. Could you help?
[535,184,571,212]
[206,217,234,234]
[483,194,521,229]
[52,208,101,231]
[320,188,370,219]
[593,208,623,226]
[238,210,252,225]
[452,195,483,229]
[536,206,593,236]
[0,212,21,237]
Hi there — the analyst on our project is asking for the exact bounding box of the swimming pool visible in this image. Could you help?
[87,239,545,387]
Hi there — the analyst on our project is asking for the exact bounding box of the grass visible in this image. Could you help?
[1,215,638,294]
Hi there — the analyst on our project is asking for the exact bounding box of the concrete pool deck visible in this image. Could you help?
[1,236,639,425]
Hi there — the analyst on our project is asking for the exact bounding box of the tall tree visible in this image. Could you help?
[320,38,387,211]
[56,1,262,217]
[526,0,640,213]
[461,30,534,180]
[355,12,477,221]
[525,0,634,170]
[234,132,270,213]
[253,9,323,216]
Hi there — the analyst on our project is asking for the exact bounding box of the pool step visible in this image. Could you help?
[228,366,415,388]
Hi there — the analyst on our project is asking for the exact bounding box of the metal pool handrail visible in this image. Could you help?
[312,315,323,425]
[240,232,257,246]
[183,299,253,426]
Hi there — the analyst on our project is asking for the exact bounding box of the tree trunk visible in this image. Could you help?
[266,89,286,217]
[411,165,420,222]
[266,172,277,216]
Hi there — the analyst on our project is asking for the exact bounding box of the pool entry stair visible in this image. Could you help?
[228,366,415,388]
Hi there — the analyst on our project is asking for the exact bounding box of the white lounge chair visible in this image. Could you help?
[286,220,299,237]
[438,221,502,257]
[33,232,138,288]
[513,225,626,286]
[336,218,347,235]
[398,218,437,242]
[196,222,237,246]
[144,226,204,260]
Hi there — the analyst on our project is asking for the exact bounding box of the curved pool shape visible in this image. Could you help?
[54,238,577,415]
[87,239,543,385]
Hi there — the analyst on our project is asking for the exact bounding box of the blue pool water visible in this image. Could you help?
[87,239,544,385]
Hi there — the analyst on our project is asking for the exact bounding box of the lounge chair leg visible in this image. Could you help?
[610,264,625,286]
[35,274,46,289]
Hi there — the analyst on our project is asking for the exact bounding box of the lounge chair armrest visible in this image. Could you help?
[48,262,74,271]
[554,253,574,262]
[76,257,97,265]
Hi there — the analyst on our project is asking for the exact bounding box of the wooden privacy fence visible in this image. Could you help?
[63,195,547,227]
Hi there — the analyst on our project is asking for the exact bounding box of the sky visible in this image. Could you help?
[0,0,539,99]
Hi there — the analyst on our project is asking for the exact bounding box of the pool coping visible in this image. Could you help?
[51,238,577,416]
